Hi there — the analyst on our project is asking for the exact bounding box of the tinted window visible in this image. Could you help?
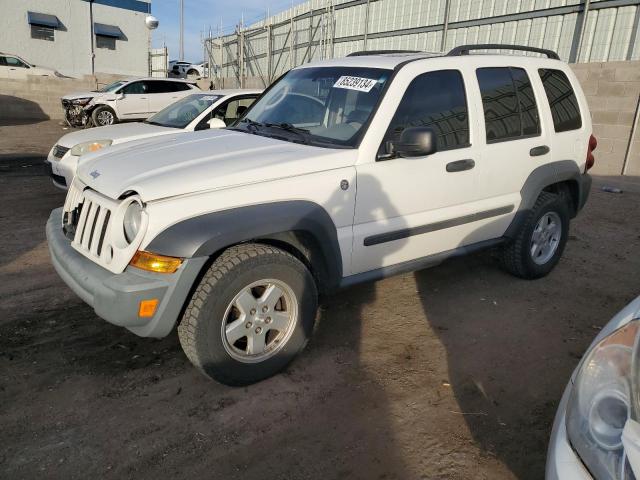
[512,68,540,136]
[121,81,146,94]
[477,67,540,142]
[384,70,470,152]
[171,82,192,92]
[146,81,174,94]
[539,68,582,132]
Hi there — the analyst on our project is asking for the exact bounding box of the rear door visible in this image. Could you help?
[147,81,191,114]
[116,81,149,118]
[475,65,549,221]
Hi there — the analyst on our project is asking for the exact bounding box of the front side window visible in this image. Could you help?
[238,66,392,148]
[121,81,146,95]
[146,94,222,129]
[96,35,116,50]
[5,57,29,68]
[214,97,257,125]
[31,25,54,41]
[477,67,541,142]
[539,68,582,132]
[383,69,470,153]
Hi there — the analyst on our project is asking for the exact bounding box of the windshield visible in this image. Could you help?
[236,66,391,148]
[145,94,222,129]
[97,81,126,93]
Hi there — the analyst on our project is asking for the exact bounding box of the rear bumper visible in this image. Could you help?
[46,208,206,337]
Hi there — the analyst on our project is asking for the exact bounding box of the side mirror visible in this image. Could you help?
[116,92,125,100]
[207,118,227,129]
[395,127,437,158]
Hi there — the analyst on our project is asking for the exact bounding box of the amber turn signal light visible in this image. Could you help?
[138,299,159,318]
[130,250,182,273]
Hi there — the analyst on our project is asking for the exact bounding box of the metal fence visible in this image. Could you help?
[203,0,640,88]
[149,47,169,78]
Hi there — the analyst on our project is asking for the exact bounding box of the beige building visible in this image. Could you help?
[0,0,152,78]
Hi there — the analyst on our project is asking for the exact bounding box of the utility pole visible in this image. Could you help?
[179,0,184,61]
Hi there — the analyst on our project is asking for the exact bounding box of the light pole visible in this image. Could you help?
[179,0,184,61]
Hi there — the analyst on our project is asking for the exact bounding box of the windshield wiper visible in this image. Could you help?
[238,118,264,131]
[264,122,310,144]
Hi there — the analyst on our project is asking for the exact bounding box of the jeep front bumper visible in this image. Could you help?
[46,208,206,338]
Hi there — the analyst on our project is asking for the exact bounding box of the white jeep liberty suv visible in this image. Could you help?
[46,45,596,385]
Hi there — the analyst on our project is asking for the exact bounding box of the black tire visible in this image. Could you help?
[91,106,117,126]
[178,243,318,386]
[500,191,570,279]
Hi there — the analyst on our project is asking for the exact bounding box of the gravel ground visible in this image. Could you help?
[1,120,639,480]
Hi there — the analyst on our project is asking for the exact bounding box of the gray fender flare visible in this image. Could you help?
[504,160,590,239]
[146,200,343,290]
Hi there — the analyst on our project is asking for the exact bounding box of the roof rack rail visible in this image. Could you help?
[347,50,421,57]
[447,44,560,60]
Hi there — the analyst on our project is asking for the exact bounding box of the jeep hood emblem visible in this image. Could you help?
[90,170,101,179]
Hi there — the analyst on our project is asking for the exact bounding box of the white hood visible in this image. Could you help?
[57,122,177,148]
[76,129,356,201]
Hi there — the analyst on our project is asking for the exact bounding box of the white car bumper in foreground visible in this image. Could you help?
[546,382,593,480]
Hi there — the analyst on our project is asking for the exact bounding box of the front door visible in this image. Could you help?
[351,69,489,275]
[116,81,149,118]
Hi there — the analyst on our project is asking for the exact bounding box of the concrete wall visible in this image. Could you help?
[0,73,123,123]
[571,61,640,175]
[1,0,151,78]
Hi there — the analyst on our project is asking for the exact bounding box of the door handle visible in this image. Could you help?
[530,145,550,157]
[446,159,475,172]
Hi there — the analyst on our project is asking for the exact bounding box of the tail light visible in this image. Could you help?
[586,134,597,171]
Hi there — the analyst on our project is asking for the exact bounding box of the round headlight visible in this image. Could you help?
[566,320,640,479]
[123,201,143,243]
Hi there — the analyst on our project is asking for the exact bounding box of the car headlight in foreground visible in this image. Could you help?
[70,140,112,156]
[566,319,640,479]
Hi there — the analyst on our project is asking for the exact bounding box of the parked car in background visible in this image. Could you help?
[0,52,62,79]
[46,44,595,386]
[547,295,640,480]
[47,89,261,189]
[169,60,207,79]
[61,78,200,128]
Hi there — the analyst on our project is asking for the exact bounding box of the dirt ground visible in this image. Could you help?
[1,119,639,480]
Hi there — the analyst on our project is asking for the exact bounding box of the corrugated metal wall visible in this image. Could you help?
[206,0,640,87]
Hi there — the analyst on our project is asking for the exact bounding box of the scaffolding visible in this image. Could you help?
[203,0,640,89]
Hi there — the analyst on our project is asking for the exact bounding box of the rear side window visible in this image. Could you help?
[384,70,470,152]
[476,67,540,143]
[538,69,582,132]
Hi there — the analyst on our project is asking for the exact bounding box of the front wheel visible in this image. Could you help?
[178,243,318,385]
[91,106,117,127]
[500,191,570,279]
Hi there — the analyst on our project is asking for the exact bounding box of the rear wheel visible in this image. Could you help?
[91,106,117,127]
[178,243,318,385]
[500,191,570,279]
[186,69,200,80]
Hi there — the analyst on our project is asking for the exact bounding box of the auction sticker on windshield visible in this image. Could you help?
[333,76,377,92]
